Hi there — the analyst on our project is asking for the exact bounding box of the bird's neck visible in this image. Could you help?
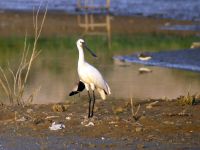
[77,45,85,65]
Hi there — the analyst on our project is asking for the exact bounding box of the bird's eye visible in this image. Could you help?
[80,42,85,45]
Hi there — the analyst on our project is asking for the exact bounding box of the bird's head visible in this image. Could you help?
[76,39,85,48]
[76,39,97,57]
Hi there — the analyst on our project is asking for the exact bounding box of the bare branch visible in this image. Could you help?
[24,6,47,85]
[0,5,47,105]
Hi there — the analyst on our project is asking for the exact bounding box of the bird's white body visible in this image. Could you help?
[77,39,111,100]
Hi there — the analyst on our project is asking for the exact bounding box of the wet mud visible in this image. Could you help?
[0,98,200,149]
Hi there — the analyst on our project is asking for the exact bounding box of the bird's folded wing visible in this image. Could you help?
[69,81,85,96]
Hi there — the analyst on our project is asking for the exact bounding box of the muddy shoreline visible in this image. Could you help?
[0,98,200,149]
[0,11,197,38]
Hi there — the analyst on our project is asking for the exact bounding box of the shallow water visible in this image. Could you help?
[0,0,200,21]
[161,24,200,32]
[114,49,200,72]
[13,49,200,104]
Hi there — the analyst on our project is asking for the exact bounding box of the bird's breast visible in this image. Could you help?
[78,64,90,83]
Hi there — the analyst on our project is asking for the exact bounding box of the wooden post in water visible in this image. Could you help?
[76,0,111,48]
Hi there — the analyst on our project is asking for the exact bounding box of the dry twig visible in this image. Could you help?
[130,98,141,121]
[0,6,47,105]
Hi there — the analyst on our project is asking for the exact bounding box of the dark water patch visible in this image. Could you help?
[161,24,200,31]
[113,49,200,72]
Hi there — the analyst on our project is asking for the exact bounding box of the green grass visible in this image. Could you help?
[0,33,199,62]
[110,33,199,53]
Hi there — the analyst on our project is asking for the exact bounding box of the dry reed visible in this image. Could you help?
[0,6,47,106]
[130,98,141,121]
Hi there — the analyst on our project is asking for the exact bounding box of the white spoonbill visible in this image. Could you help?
[69,39,111,118]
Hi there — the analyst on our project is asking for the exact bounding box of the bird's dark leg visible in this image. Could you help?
[87,91,92,118]
[91,91,96,117]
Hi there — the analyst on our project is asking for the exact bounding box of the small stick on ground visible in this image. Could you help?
[131,98,141,121]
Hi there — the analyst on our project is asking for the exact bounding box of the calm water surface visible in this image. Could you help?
[1,0,200,21]
[15,49,200,104]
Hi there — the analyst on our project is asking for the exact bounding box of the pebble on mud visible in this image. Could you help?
[66,116,71,120]
[33,118,45,125]
[52,104,69,112]
[26,109,33,114]
[163,121,174,125]
[137,143,145,149]
[16,116,27,122]
[112,106,124,114]
[135,126,143,132]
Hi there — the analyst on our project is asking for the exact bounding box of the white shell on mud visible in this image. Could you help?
[49,122,65,130]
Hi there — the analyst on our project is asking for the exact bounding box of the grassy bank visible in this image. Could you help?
[0,33,199,61]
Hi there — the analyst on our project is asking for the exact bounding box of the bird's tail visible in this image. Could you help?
[98,88,106,100]
[106,82,111,95]
[97,82,111,100]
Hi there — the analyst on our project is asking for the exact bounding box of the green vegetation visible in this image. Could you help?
[110,33,199,53]
[0,33,199,63]
[1,33,199,51]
